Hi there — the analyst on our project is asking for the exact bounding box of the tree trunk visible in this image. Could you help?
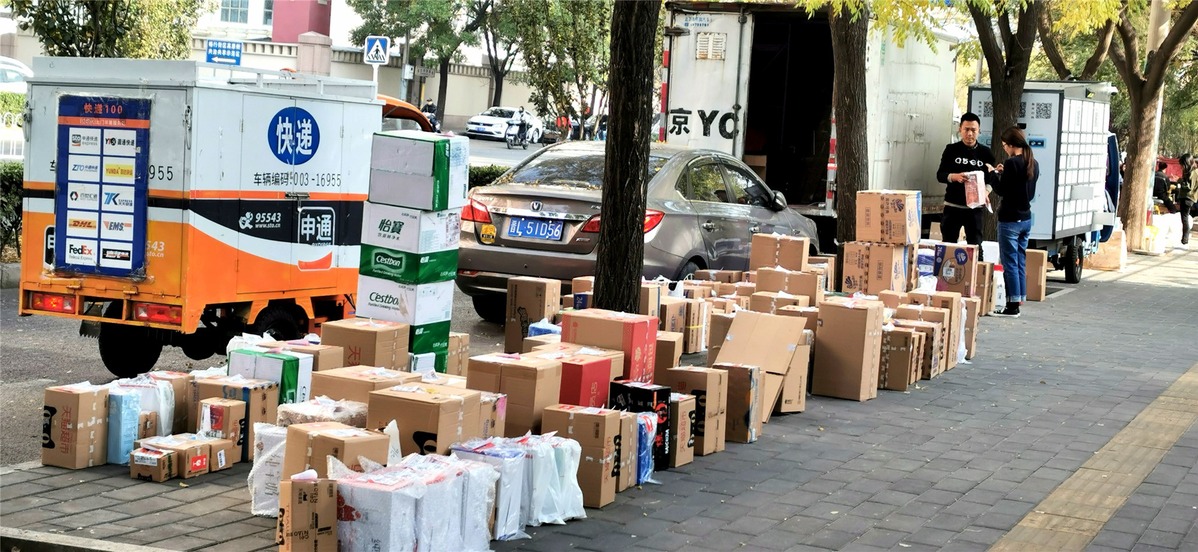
[594,0,660,313]
[829,5,869,245]
[436,57,451,123]
[491,72,505,106]
[1118,93,1159,250]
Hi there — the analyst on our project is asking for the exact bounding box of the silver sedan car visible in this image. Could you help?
[457,141,820,322]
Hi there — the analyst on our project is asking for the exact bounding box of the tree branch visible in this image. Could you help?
[1080,20,1116,80]
[969,4,1006,84]
[1036,3,1073,79]
[1144,0,1198,98]
[998,10,1014,53]
[1116,9,1143,82]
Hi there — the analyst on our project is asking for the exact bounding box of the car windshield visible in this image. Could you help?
[483,108,515,118]
[494,151,670,190]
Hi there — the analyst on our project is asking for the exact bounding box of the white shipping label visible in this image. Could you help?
[133,450,164,466]
[217,449,227,469]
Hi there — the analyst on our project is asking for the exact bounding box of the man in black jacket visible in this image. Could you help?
[936,113,995,253]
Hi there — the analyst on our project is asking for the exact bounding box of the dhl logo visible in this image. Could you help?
[68,219,97,229]
[104,164,134,178]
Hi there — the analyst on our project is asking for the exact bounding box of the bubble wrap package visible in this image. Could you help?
[397,455,465,552]
[276,396,368,427]
[336,467,427,552]
[112,376,173,437]
[247,422,288,516]
[106,388,141,465]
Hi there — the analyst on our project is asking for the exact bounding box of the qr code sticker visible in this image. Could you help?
[1032,102,1052,119]
[1019,102,1026,118]
[982,101,993,117]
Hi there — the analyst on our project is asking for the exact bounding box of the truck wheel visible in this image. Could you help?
[1063,240,1083,284]
[472,295,506,325]
[254,305,305,341]
[98,303,162,378]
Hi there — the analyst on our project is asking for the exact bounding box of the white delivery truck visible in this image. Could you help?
[969,81,1118,283]
[662,2,961,250]
[19,58,430,376]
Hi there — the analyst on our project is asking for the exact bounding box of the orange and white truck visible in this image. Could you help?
[19,58,430,377]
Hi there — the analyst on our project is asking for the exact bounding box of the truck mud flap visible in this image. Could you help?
[78,302,104,338]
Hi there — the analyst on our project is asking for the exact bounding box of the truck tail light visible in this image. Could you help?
[29,292,77,314]
[461,198,492,224]
[580,210,665,233]
[132,302,183,325]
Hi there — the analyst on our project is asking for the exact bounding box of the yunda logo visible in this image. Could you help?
[368,292,400,305]
[68,243,93,256]
[103,192,133,207]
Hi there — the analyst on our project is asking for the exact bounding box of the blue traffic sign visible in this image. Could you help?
[364,36,390,65]
[206,40,243,65]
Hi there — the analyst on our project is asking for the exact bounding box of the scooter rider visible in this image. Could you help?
[511,107,531,143]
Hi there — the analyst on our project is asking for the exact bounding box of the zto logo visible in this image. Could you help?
[268,106,320,165]
[72,162,99,173]
[103,192,133,207]
[378,219,405,235]
[238,212,254,230]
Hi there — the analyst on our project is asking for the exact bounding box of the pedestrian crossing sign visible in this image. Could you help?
[364,36,390,65]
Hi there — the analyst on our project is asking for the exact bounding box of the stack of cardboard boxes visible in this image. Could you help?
[354,130,468,373]
[843,190,922,294]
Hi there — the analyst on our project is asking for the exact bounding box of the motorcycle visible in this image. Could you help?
[505,120,530,150]
[425,112,442,133]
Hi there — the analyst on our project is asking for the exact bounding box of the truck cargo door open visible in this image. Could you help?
[665,12,753,156]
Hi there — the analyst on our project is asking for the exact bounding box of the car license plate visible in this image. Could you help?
[507,217,564,241]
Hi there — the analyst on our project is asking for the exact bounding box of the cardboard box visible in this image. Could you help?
[608,381,671,467]
[193,376,279,462]
[542,405,620,508]
[963,296,981,360]
[359,243,458,285]
[1086,228,1127,271]
[658,296,689,333]
[681,281,716,299]
[856,190,922,245]
[148,371,192,434]
[713,310,810,419]
[706,312,736,361]
[907,292,962,371]
[841,241,870,294]
[467,354,562,436]
[447,332,471,376]
[892,319,944,380]
[934,243,979,297]
[197,398,246,460]
[506,277,562,354]
[480,392,507,439]
[639,283,662,319]
[895,304,951,375]
[777,329,814,415]
[282,422,389,477]
[777,305,819,332]
[879,327,921,391]
[522,334,562,353]
[368,384,482,452]
[571,276,595,294]
[355,275,454,326]
[976,262,996,315]
[750,233,809,271]
[201,438,237,472]
[560,309,657,383]
[368,130,468,212]
[277,479,338,552]
[531,343,625,380]
[573,291,594,310]
[868,243,910,294]
[756,267,825,305]
[877,290,907,309]
[667,394,696,468]
[129,448,176,482]
[42,383,109,469]
[694,269,742,283]
[654,332,684,382]
[617,412,638,491]
[137,411,158,440]
[361,200,460,253]
[712,363,761,444]
[1027,249,1048,301]
[137,435,208,479]
[748,291,810,314]
[743,154,767,180]
[684,300,712,354]
[259,342,346,373]
[557,355,614,407]
[812,298,884,401]
[659,367,727,455]
[320,318,410,370]
[310,366,421,404]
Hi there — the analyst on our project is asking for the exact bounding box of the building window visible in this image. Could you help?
[263,0,273,26]
[220,0,249,24]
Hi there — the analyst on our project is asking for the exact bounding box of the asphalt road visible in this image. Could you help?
[0,288,504,466]
[464,133,546,167]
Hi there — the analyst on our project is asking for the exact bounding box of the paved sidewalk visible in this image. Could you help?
[2,250,1197,551]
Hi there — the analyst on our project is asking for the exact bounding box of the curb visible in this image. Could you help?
[0,528,169,552]
[1,262,18,289]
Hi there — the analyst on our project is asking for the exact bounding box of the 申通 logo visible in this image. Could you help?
[238,212,254,230]
[268,106,320,166]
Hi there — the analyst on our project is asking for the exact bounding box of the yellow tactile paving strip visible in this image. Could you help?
[990,367,1198,551]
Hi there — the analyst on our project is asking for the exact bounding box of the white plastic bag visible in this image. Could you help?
[956,297,968,364]
[276,396,368,427]
[993,265,1007,313]
[336,468,427,552]
[112,376,173,437]
[400,456,465,552]
[247,422,288,517]
[544,436,586,521]
[452,440,529,541]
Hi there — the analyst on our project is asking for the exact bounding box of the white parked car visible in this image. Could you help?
[0,57,32,95]
[466,106,543,143]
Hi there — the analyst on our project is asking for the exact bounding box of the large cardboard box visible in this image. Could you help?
[963,297,981,360]
[359,243,458,285]
[447,332,471,376]
[139,436,210,479]
[277,479,338,552]
[367,384,482,455]
[361,200,460,253]
[200,437,237,472]
[749,233,809,271]
[617,412,638,491]
[683,300,711,354]
[505,277,562,353]
[368,130,468,212]
[1027,249,1048,301]
[705,312,735,366]
[876,290,907,309]
[197,398,246,459]
[560,309,657,383]
[522,334,562,353]
[320,318,410,370]
[879,328,921,391]
[694,269,742,283]
[654,332,684,382]
[908,292,963,371]
[748,291,809,314]
[842,242,870,294]
[355,275,454,326]
[194,376,279,462]
[712,363,761,444]
[658,296,688,333]
[892,319,944,379]
[777,306,819,333]
[310,366,421,404]
[480,392,507,439]
[895,304,952,374]
[667,394,696,468]
[934,243,979,297]
[812,298,884,401]
[639,283,662,319]
[531,343,625,380]
[466,354,562,436]
[856,190,921,245]
[129,447,176,482]
[42,383,109,469]
[558,354,614,407]
[659,367,727,455]
[713,311,810,419]
[542,405,620,508]
[975,262,996,315]
[1086,227,1127,271]
[777,330,814,415]
[867,244,910,294]
[608,381,671,466]
[756,268,825,305]
[282,422,389,477]
[148,371,192,434]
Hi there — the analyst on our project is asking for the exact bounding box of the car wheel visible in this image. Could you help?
[677,260,702,281]
[472,295,507,325]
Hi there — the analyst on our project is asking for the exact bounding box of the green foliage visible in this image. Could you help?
[348,0,486,67]
[0,92,24,126]
[10,0,205,59]
[506,0,613,120]
[0,161,23,255]
[469,164,509,188]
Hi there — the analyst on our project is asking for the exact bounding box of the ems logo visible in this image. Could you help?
[105,220,125,232]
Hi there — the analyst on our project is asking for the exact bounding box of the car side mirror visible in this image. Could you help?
[771,190,787,212]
